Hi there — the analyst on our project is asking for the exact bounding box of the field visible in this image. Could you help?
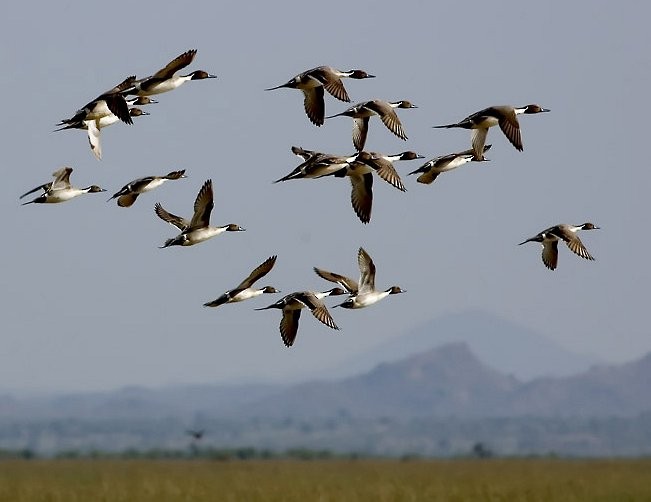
[1,458,650,501]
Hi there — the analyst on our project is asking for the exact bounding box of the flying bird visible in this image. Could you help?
[326,99,417,151]
[315,247,405,309]
[55,103,152,160]
[20,167,105,205]
[519,223,599,270]
[265,66,375,126]
[433,104,549,159]
[204,255,280,307]
[256,288,346,347]
[125,49,216,96]
[408,145,491,185]
[326,151,410,224]
[57,75,137,127]
[155,179,245,248]
[109,170,186,207]
[274,146,360,183]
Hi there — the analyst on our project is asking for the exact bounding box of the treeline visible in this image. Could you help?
[0,447,365,461]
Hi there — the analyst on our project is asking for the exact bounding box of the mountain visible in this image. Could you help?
[243,343,518,419]
[240,342,651,420]
[2,344,651,456]
[316,310,599,381]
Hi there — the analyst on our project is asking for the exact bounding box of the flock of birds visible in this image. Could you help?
[21,49,600,347]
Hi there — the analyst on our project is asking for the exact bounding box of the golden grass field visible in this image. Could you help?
[1,458,650,501]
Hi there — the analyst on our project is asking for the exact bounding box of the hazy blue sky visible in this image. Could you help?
[1,1,648,392]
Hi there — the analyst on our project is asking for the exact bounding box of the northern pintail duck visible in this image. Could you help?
[255,288,346,347]
[328,151,409,224]
[326,99,417,151]
[274,146,359,183]
[55,105,151,160]
[265,66,375,126]
[351,150,424,192]
[109,169,186,207]
[434,104,549,159]
[204,255,280,307]
[519,223,599,270]
[408,145,491,185]
[155,179,245,248]
[20,167,105,205]
[126,49,216,96]
[315,247,405,309]
[57,75,137,127]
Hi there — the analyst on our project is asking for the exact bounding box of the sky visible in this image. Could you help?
[0,1,648,393]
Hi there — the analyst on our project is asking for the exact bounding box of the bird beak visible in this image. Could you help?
[264,82,290,91]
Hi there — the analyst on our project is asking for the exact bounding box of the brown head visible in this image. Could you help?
[189,70,217,80]
[225,224,245,232]
[347,69,375,79]
[397,151,425,161]
[523,104,550,114]
[580,222,600,230]
[129,108,149,117]
[395,100,417,109]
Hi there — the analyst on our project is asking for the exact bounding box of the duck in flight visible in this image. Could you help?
[408,145,491,185]
[20,167,105,205]
[256,288,346,347]
[125,49,216,96]
[326,99,417,151]
[204,256,280,307]
[55,102,152,160]
[155,179,245,248]
[265,66,375,126]
[519,223,599,270]
[314,247,405,309]
[433,104,549,159]
[57,75,137,127]
[109,169,186,207]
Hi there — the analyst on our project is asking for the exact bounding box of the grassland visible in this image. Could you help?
[0,458,650,501]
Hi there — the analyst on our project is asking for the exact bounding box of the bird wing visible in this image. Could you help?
[541,240,559,270]
[294,292,339,331]
[366,101,407,140]
[237,256,277,289]
[349,172,373,224]
[471,128,489,160]
[564,235,595,261]
[291,145,317,160]
[280,308,301,347]
[497,109,523,151]
[313,267,358,294]
[117,193,139,208]
[151,49,197,80]
[189,179,214,229]
[155,202,190,230]
[357,247,376,292]
[317,68,350,102]
[352,117,369,151]
[86,120,102,160]
[51,167,73,190]
[366,155,406,192]
[302,86,325,126]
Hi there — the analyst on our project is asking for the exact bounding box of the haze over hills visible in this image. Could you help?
[1,343,651,456]
[314,310,600,382]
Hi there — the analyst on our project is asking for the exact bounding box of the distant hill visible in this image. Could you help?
[239,342,651,420]
[2,344,651,457]
[315,310,599,381]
